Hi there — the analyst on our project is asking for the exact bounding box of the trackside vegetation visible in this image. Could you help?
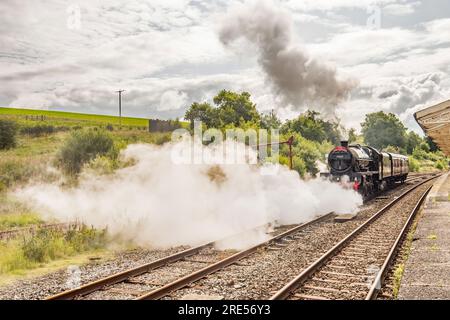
[0,226,107,274]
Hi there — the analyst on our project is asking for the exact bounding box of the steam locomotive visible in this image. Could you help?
[323,141,409,197]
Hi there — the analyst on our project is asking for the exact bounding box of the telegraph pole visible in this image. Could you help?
[115,90,125,127]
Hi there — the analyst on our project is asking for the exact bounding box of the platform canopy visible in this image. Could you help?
[414,99,450,156]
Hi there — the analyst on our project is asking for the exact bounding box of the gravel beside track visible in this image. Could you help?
[164,181,433,300]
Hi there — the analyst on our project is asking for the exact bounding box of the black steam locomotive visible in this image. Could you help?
[323,141,409,197]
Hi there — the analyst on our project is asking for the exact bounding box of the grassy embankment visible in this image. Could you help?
[0,107,176,279]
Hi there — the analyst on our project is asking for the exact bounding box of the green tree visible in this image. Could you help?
[425,136,439,152]
[184,90,261,129]
[361,111,407,150]
[419,141,430,152]
[405,131,422,154]
[213,90,260,127]
[281,111,327,143]
[348,128,357,144]
[322,120,341,145]
[184,102,218,129]
[260,111,281,129]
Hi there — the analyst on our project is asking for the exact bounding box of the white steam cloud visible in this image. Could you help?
[219,0,357,115]
[17,141,362,249]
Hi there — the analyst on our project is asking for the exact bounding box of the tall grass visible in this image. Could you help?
[0,213,43,230]
[0,226,107,274]
[0,160,34,192]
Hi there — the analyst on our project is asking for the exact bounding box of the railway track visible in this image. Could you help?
[270,175,437,300]
[46,173,437,300]
[46,213,334,300]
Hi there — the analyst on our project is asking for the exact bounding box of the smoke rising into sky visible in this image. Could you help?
[219,0,357,115]
[17,141,362,250]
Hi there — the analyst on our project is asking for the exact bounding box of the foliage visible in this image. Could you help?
[56,129,114,175]
[0,226,107,274]
[408,157,420,172]
[185,90,260,129]
[348,128,357,144]
[281,111,341,144]
[260,111,282,130]
[185,102,218,128]
[0,213,43,230]
[20,124,69,137]
[435,159,449,170]
[0,119,18,150]
[425,136,439,152]
[361,111,407,149]
[214,90,260,126]
[278,132,322,177]
[405,131,422,154]
[384,145,401,154]
[0,160,33,190]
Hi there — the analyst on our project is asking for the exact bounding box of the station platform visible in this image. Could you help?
[399,172,450,299]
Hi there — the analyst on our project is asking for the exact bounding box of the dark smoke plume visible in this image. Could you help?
[218,1,357,114]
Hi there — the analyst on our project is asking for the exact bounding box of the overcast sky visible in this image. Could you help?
[1,0,449,133]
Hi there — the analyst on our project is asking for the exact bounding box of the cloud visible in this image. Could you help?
[158,90,188,111]
[284,0,399,12]
[336,72,446,134]
[0,0,449,132]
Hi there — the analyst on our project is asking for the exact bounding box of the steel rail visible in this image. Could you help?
[135,212,334,300]
[46,243,212,300]
[270,175,438,300]
[47,212,333,300]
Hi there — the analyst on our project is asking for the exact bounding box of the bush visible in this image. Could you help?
[435,159,449,171]
[0,226,108,273]
[56,129,114,175]
[409,157,420,172]
[106,124,114,131]
[412,147,428,160]
[146,132,171,145]
[0,160,33,189]
[20,124,55,137]
[0,120,18,150]
[0,213,43,230]
[84,155,117,175]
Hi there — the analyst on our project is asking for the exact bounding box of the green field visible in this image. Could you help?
[0,107,150,128]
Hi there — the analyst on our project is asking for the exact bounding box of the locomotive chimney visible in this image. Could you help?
[341,140,349,147]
